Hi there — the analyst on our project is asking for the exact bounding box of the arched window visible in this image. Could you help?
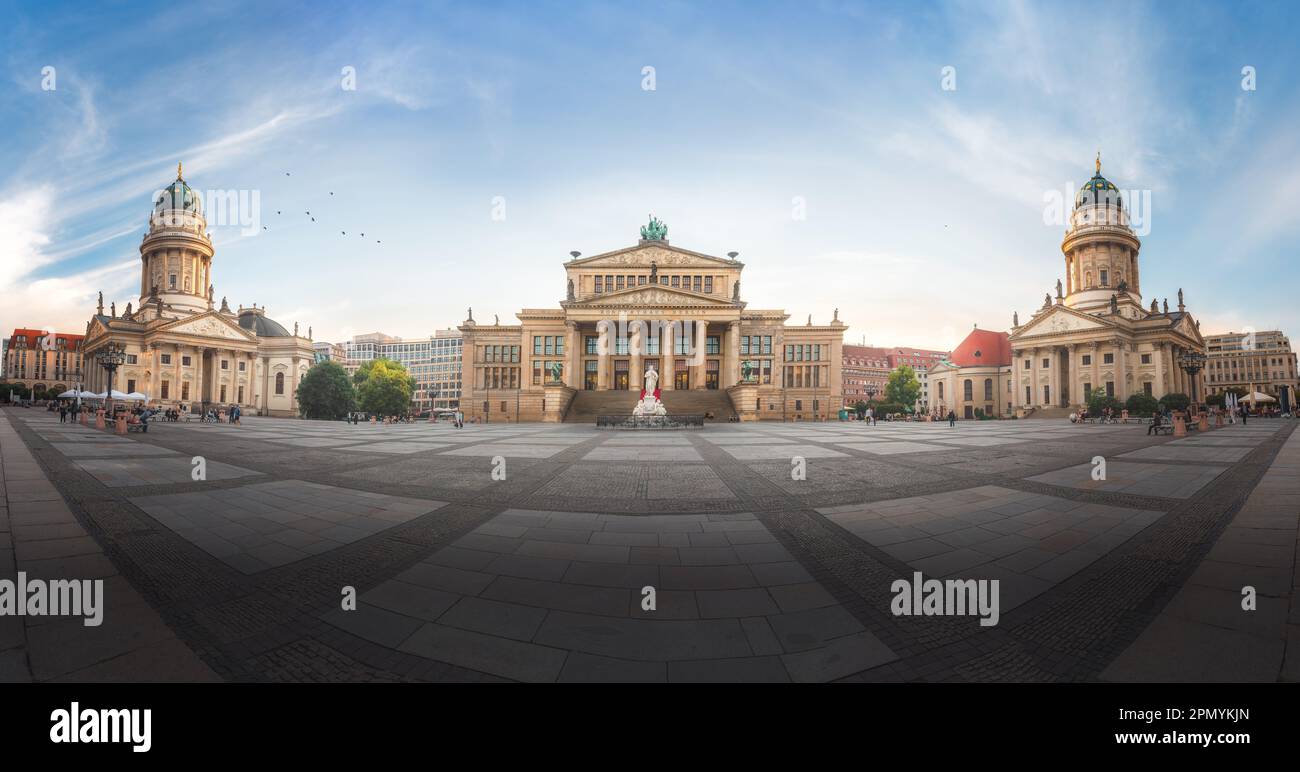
[984,378,993,400]
[275,372,284,395]
[963,379,973,400]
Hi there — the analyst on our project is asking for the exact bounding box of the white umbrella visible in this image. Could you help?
[107,390,129,400]
[1246,391,1275,403]
[79,390,99,399]
[126,392,149,401]
[57,389,79,398]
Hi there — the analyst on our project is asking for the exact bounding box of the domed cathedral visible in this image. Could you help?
[81,164,316,416]
[1007,155,1206,414]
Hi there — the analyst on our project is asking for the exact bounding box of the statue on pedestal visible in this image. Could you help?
[632,364,667,416]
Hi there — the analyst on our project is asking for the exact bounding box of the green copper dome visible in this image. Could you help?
[154,163,202,214]
[1075,154,1122,209]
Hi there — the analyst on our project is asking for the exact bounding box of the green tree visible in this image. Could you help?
[885,365,921,409]
[1159,392,1190,412]
[0,382,32,401]
[853,400,867,419]
[296,360,357,420]
[356,358,416,417]
[1125,392,1159,417]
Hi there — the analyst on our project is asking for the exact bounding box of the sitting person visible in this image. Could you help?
[1147,411,1163,435]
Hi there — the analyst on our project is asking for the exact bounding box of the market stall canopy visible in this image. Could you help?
[1246,391,1276,402]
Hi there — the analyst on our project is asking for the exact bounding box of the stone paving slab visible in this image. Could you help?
[323,508,896,681]
[131,480,445,573]
[1028,461,1227,499]
[72,456,262,487]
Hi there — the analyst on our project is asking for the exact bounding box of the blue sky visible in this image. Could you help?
[2,0,1298,349]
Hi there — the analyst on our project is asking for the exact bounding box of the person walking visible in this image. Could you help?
[948,409,956,427]
[1240,404,1248,425]
[59,404,67,423]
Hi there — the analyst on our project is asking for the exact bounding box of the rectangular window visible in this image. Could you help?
[692,276,702,292]
[1106,381,1115,397]
[616,276,625,290]
[594,276,603,293]
[705,336,719,355]
[239,361,246,372]
[1023,359,1031,370]
[182,383,190,400]
[161,381,169,399]
[126,354,138,365]
[127,379,136,393]
[161,354,172,365]
[221,359,229,370]
[220,385,227,402]
[637,275,646,286]
[1143,382,1152,395]
[763,336,772,355]
[586,336,599,355]
[534,336,543,355]
[1041,358,1050,369]
[740,336,750,355]
[704,276,713,293]
[238,386,244,403]
[1083,383,1092,400]
[1082,355,1091,366]
[1141,353,1151,364]
[671,275,680,287]
[1103,353,1114,364]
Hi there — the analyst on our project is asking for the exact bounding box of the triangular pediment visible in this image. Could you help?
[569,242,742,270]
[568,284,739,308]
[1011,306,1113,339]
[160,312,256,341]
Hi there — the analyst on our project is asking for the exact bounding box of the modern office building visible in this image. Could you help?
[341,329,463,412]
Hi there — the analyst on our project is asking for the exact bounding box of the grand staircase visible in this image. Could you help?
[563,391,639,422]
[563,389,736,423]
[1025,406,1077,419]
[660,390,736,422]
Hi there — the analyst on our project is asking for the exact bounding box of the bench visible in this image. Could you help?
[1148,423,1173,435]
[126,422,147,433]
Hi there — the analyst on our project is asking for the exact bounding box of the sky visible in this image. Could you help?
[2,0,1298,351]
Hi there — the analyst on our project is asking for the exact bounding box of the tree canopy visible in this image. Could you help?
[885,365,921,408]
[296,360,357,420]
[355,358,416,416]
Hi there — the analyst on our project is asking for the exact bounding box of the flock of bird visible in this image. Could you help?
[258,171,381,244]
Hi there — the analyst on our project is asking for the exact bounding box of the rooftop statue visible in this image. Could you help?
[640,214,668,242]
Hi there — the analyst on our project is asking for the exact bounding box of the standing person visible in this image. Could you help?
[59,404,67,423]
[948,409,956,427]
[139,407,150,434]
[1240,404,1248,425]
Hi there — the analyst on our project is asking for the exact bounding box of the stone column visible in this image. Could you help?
[565,322,580,389]
[1010,349,1021,413]
[1154,342,1166,398]
[1030,347,1040,407]
[150,344,162,404]
[726,321,740,388]
[290,356,300,413]
[597,321,609,390]
[173,346,182,405]
[1115,340,1128,401]
[660,321,674,391]
[693,320,708,390]
[1063,345,1073,407]
[261,356,270,414]
[629,320,642,391]
[194,347,205,405]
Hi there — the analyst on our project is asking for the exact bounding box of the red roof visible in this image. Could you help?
[948,328,1010,367]
[9,329,85,350]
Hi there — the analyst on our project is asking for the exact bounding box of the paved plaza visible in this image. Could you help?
[1,407,1297,682]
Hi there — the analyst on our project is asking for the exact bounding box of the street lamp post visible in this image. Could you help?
[95,343,127,417]
[1178,350,1207,410]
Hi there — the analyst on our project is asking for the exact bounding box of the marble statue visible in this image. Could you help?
[549,361,562,382]
[741,359,756,381]
[1013,311,1019,326]
[632,364,667,416]
[1056,279,1063,298]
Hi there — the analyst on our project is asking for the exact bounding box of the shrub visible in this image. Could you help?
[1125,392,1159,417]
[1159,392,1190,412]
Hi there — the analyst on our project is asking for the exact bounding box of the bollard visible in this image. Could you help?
[1172,415,1187,437]
[95,409,106,429]
[1198,414,1210,431]
[115,415,127,435]
[1215,412,1224,428]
